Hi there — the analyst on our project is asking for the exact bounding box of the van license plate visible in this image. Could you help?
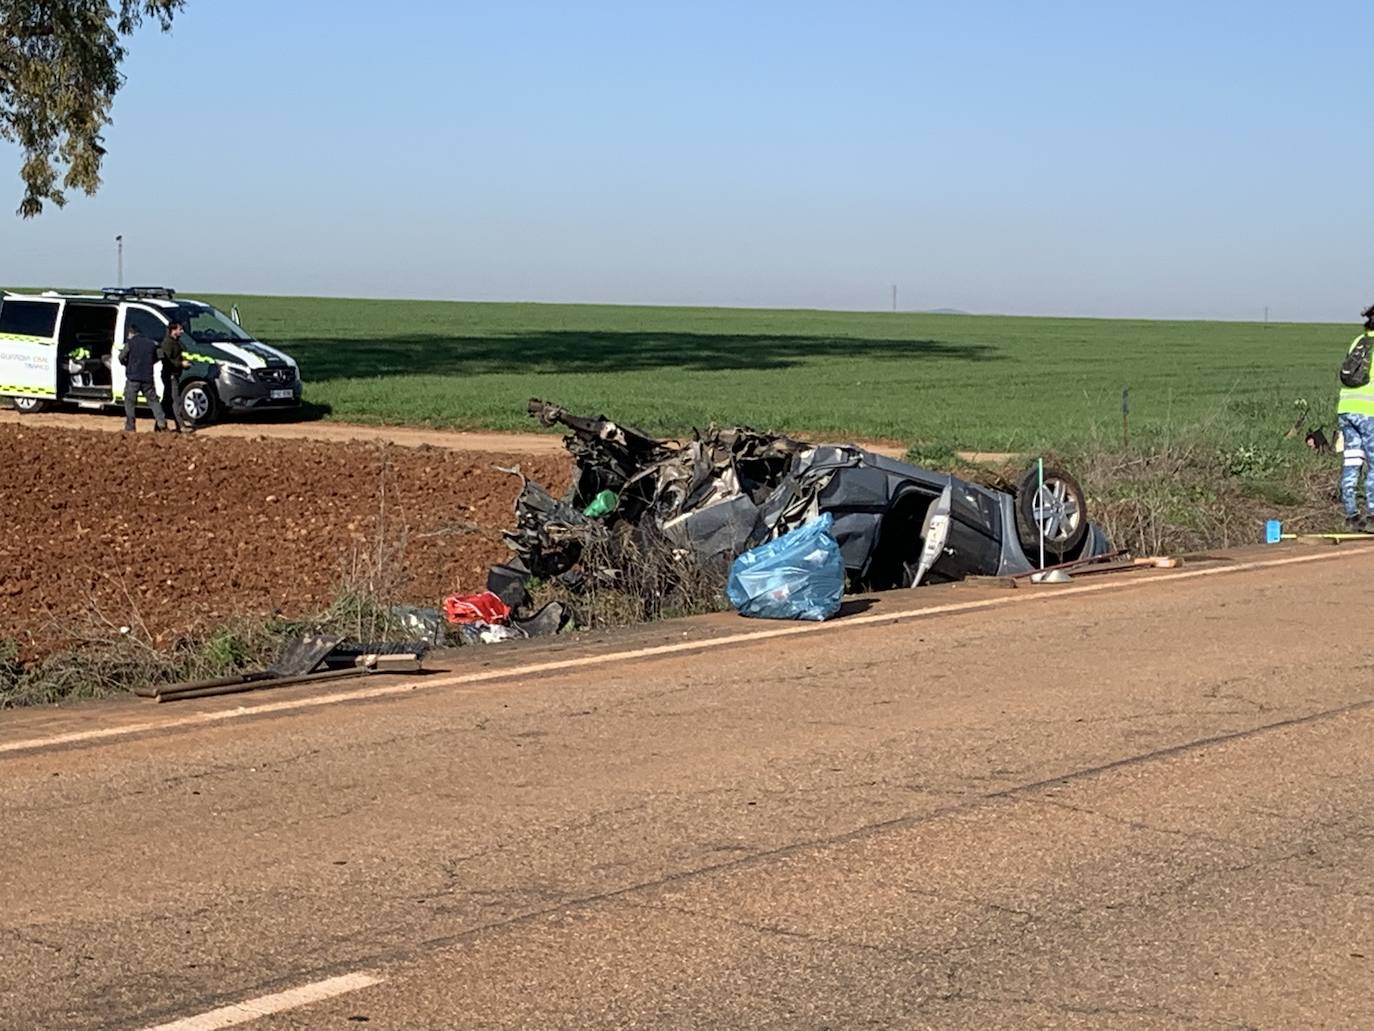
[270,389,294,400]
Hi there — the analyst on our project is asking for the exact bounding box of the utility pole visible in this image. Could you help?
[115,235,123,287]
[891,284,897,313]
[1264,305,1269,325]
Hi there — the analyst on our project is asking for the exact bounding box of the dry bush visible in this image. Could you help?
[530,521,730,629]
[1052,426,1339,557]
[0,585,296,709]
[1,473,433,708]
[320,450,455,643]
[909,401,1343,558]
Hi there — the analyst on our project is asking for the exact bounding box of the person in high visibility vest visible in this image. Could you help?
[1337,304,1374,530]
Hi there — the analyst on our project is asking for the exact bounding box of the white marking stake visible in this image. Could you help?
[1037,456,1045,570]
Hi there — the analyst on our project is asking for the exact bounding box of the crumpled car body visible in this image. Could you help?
[764,445,1110,589]
[503,400,1110,593]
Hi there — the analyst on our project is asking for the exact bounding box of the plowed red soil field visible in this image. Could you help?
[0,425,568,655]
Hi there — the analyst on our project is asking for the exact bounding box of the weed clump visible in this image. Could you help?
[529,522,731,630]
[1,514,429,710]
[1050,399,1339,556]
[903,396,1342,558]
[0,615,296,710]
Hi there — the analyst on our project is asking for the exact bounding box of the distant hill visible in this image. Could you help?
[921,307,973,315]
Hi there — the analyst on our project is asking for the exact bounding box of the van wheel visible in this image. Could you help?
[10,396,48,414]
[180,381,219,426]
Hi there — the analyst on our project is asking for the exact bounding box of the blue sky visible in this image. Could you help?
[1,0,1368,319]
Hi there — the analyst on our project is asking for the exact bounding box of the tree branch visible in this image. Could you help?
[1,0,185,216]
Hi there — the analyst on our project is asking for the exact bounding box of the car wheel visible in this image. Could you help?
[180,381,219,426]
[1014,466,1089,562]
[10,396,48,414]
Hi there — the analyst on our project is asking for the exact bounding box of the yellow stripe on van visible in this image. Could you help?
[0,385,55,397]
[0,333,53,344]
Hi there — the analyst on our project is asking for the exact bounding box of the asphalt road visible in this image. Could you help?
[3,545,1374,1029]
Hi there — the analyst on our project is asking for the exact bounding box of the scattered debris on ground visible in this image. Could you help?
[135,633,429,703]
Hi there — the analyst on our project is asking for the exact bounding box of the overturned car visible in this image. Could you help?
[494,400,1110,604]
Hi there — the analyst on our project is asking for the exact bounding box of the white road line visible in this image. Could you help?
[140,972,383,1030]
[3,546,1369,758]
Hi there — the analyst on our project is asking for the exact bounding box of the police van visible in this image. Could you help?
[0,287,301,426]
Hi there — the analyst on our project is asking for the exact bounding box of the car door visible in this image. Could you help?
[113,305,169,402]
[928,476,1006,581]
[0,296,64,400]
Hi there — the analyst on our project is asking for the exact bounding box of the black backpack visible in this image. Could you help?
[1340,335,1373,388]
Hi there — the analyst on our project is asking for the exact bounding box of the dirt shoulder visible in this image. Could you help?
[0,409,912,459]
[0,422,568,655]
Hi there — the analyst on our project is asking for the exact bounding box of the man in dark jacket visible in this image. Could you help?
[118,325,167,432]
[158,321,195,433]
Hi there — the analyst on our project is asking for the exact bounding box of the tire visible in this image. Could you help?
[179,380,219,426]
[1014,466,1089,562]
[9,396,48,414]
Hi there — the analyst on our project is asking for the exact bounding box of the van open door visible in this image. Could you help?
[0,295,63,412]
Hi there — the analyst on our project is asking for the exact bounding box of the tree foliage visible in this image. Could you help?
[0,0,183,217]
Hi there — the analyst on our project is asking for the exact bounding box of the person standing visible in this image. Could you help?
[1336,304,1374,529]
[158,321,195,433]
[118,324,167,432]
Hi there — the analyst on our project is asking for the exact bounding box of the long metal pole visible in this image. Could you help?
[1122,385,1130,449]
[116,235,123,287]
[150,667,370,703]
[1037,457,1045,570]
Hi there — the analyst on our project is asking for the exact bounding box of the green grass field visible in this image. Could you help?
[177,294,1357,449]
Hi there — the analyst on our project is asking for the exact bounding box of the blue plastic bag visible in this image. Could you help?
[727,513,845,621]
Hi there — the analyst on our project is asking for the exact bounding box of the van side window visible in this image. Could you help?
[0,301,59,338]
[125,309,166,339]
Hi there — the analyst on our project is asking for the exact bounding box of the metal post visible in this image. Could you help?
[1121,385,1130,449]
[115,235,123,287]
[1037,457,1045,570]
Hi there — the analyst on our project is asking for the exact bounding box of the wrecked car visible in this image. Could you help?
[492,400,1110,604]
[762,445,1110,589]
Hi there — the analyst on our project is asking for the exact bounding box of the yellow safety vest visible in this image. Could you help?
[1337,332,1374,417]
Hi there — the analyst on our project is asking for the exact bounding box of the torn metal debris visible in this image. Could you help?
[494,399,1112,611]
[136,634,430,703]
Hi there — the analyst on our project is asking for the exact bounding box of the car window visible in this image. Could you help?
[0,300,59,338]
[125,308,167,339]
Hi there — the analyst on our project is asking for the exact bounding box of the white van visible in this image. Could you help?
[0,287,301,425]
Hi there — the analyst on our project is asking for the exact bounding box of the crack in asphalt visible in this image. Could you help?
[5,928,65,954]
[898,885,1039,923]
[1,743,331,817]
[624,897,1233,1027]
[621,900,915,960]
[1022,796,1262,850]
[1044,834,1371,927]
[925,988,1213,1025]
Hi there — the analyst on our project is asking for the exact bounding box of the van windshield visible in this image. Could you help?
[175,305,254,344]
